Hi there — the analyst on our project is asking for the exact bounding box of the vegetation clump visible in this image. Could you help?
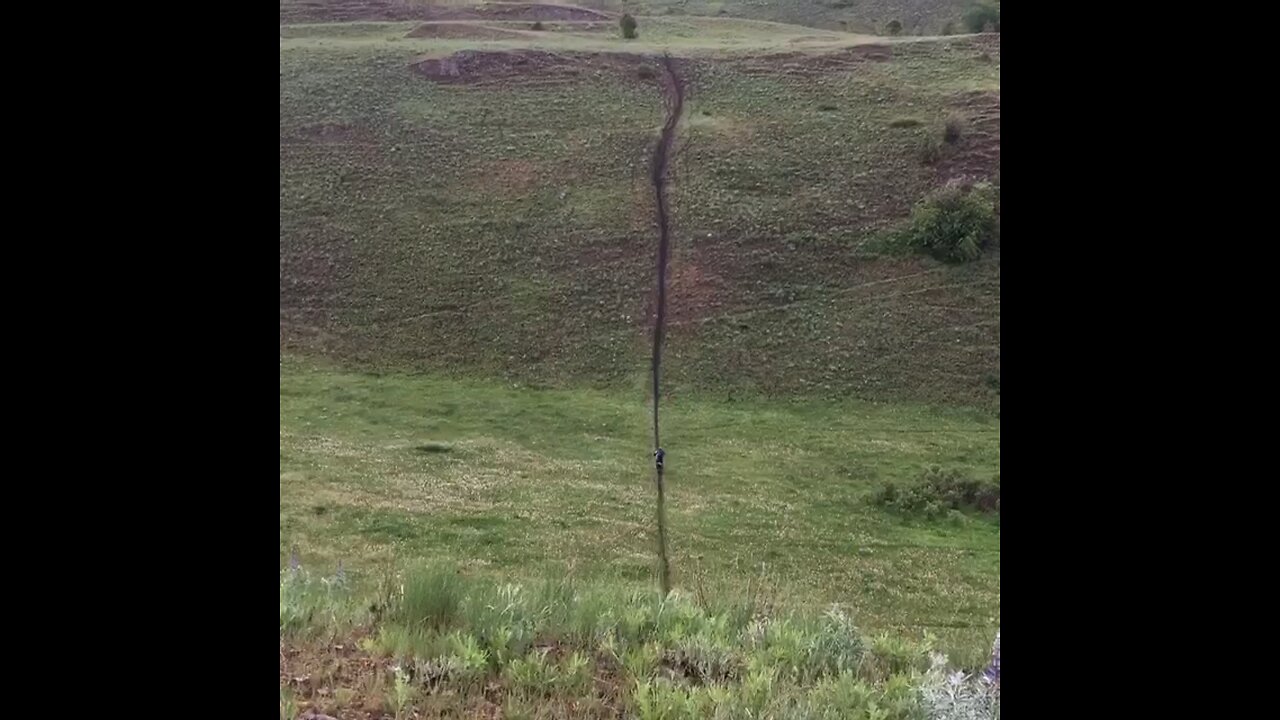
[964,2,1001,33]
[896,182,999,263]
[873,467,1000,519]
[281,562,1001,719]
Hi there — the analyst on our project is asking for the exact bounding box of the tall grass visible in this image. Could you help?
[284,565,998,718]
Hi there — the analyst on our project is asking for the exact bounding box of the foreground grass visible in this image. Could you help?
[280,360,999,659]
[281,562,998,719]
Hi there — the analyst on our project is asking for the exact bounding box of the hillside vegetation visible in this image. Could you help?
[280,1,980,35]
[280,10,1000,408]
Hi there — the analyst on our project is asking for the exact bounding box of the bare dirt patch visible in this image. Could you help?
[667,258,729,323]
[281,632,388,720]
[936,90,1000,184]
[428,2,611,22]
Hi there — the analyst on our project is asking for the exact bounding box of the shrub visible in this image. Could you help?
[944,114,964,144]
[964,2,1001,33]
[621,13,638,39]
[862,633,932,682]
[886,20,903,36]
[889,117,923,128]
[918,653,1000,719]
[942,21,957,35]
[638,65,657,81]
[872,467,1000,518]
[917,135,942,165]
[530,21,545,31]
[896,182,998,263]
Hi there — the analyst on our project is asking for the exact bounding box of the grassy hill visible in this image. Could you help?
[280,14,1000,408]
[280,1,978,35]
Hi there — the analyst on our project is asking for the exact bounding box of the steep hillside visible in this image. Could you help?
[279,18,1000,407]
[280,1,977,34]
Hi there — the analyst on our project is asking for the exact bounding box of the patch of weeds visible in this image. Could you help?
[919,652,1000,718]
[280,686,298,720]
[633,678,711,720]
[415,441,452,453]
[872,467,1000,519]
[889,117,923,128]
[385,664,417,720]
[806,607,866,679]
[918,134,943,165]
[280,564,359,639]
[394,563,467,631]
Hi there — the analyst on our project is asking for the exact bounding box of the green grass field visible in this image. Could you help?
[281,359,998,649]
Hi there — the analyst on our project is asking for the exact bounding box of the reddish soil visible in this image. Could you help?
[282,633,631,719]
[733,34,1000,79]
[936,90,1000,184]
[281,632,389,720]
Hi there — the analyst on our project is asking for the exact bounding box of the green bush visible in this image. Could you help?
[621,13,638,39]
[944,114,964,144]
[872,467,1000,518]
[897,182,998,263]
[964,2,1001,33]
[886,20,903,35]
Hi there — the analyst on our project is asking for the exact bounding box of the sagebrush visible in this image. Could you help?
[281,564,1000,719]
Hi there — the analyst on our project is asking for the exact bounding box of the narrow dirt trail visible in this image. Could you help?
[648,55,684,596]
